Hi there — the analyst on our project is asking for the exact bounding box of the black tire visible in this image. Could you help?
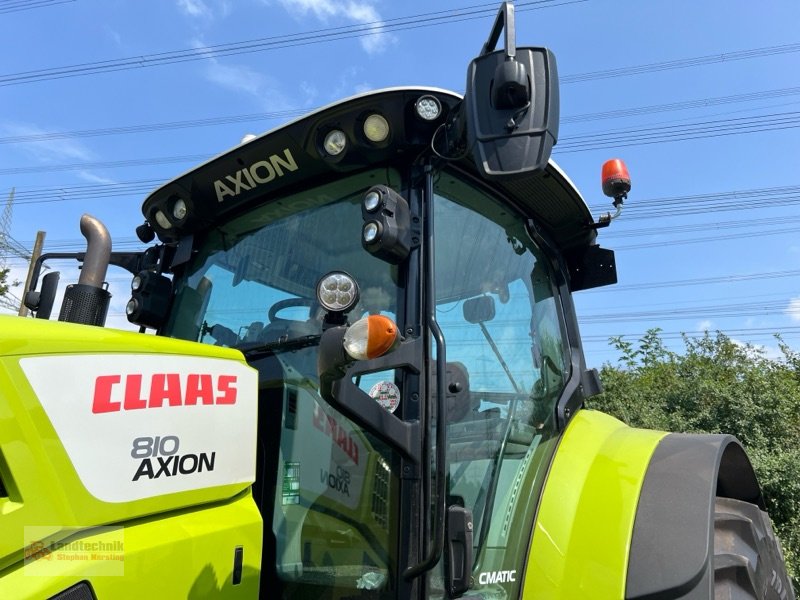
[714,497,796,600]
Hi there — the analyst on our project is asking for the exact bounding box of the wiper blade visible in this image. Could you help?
[237,334,322,358]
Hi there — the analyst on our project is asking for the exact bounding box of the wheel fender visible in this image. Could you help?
[626,433,763,599]
[523,410,667,600]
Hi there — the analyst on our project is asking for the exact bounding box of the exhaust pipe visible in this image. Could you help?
[59,214,112,326]
[77,214,111,287]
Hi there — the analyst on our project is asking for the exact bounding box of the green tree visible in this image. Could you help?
[0,266,9,297]
[591,329,800,587]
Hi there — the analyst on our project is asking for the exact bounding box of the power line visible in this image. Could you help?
[5,108,798,176]
[583,268,800,293]
[0,110,308,145]
[605,215,800,238]
[580,299,793,324]
[555,110,800,153]
[0,0,74,16]
[2,4,798,88]
[0,154,209,175]
[610,225,800,251]
[561,85,800,124]
[580,326,800,344]
[9,179,163,203]
[5,83,800,147]
[0,0,583,87]
[560,42,800,84]
[589,185,800,219]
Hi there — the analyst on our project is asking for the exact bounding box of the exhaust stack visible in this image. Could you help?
[59,214,112,326]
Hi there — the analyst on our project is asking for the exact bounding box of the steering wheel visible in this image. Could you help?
[268,297,316,323]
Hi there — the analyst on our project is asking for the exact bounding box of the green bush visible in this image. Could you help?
[590,329,800,588]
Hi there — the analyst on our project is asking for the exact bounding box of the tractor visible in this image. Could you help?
[1,3,793,599]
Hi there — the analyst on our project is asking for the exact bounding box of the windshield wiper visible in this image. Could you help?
[477,321,524,395]
[236,334,322,358]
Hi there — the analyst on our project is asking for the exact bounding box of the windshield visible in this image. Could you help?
[430,172,569,598]
[165,169,402,346]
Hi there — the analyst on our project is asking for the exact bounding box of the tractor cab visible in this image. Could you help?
[152,145,586,598]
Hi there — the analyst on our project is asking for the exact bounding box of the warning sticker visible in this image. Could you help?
[368,381,401,413]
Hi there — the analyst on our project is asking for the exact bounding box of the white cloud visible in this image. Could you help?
[177,0,212,18]
[731,337,784,361]
[177,0,232,20]
[104,26,124,49]
[205,61,267,97]
[1,122,94,164]
[328,66,372,100]
[696,319,714,331]
[190,39,296,111]
[276,0,395,54]
[786,296,800,322]
[359,22,391,55]
[299,81,319,107]
[77,171,117,185]
[209,61,297,111]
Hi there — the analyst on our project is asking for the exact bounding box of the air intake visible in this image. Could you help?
[48,581,96,600]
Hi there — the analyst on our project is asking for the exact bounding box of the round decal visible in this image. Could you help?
[368,381,401,413]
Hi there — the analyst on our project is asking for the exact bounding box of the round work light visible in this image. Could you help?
[363,114,390,143]
[323,129,347,156]
[363,221,380,244]
[415,95,442,121]
[364,190,381,212]
[172,198,188,221]
[316,271,360,313]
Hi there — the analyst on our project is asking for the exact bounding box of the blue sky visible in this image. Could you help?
[2,0,799,368]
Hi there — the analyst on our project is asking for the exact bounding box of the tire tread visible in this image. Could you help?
[714,497,795,600]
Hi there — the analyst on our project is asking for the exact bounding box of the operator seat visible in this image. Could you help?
[260,298,323,344]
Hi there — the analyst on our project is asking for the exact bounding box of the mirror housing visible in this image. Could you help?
[463,2,559,180]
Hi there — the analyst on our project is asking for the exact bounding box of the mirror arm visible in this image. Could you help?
[480,1,516,58]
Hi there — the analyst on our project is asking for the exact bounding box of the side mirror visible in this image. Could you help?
[36,271,60,319]
[463,2,559,180]
[463,295,496,324]
[24,270,60,319]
